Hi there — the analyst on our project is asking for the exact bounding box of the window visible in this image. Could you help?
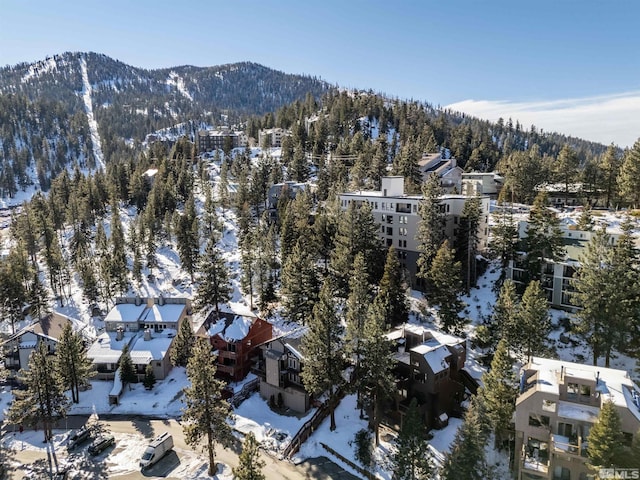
[567,382,579,397]
[542,399,556,412]
[528,415,550,427]
[580,385,591,397]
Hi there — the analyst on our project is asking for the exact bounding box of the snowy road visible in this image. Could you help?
[3,417,358,480]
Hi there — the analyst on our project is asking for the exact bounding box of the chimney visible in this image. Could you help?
[116,327,124,342]
[144,329,152,341]
[158,296,165,306]
[135,296,141,306]
[560,365,564,381]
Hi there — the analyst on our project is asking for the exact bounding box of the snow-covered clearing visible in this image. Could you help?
[79,55,105,171]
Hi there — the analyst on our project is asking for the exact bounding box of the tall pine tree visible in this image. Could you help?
[416,173,445,283]
[427,240,466,334]
[182,338,233,477]
[55,322,95,403]
[194,237,232,316]
[393,398,433,480]
[301,279,345,431]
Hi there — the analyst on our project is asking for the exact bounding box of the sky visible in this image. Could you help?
[1,0,639,147]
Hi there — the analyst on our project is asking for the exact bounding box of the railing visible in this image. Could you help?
[551,433,587,457]
[218,350,236,359]
[281,386,346,459]
[320,442,376,479]
[230,377,259,407]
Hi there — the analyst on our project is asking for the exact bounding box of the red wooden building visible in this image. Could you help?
[202,310,273,382]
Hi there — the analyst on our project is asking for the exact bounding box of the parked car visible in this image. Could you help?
[66,426,92,451]
[87,434,115,455]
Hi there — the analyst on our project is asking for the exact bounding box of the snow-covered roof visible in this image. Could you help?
[142,304,185,323]
[207,312,257,343]
[129,330,176,364]
[386,323,465,348]
[87,331,135,364]
[110,368,123,396]
[104,303,147,323]
[413,344,451,375]
[525,357,640,420]
[285,342,304,361]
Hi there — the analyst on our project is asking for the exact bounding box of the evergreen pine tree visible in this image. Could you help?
[572,227,619,366]
[480,339,517,446]
[143,364,156,390]
[456,196,482,292]
[554,145,580,206]
[609,217,640,359]
[359,302,396,446]
[587,399,626,470]
[119,344,137,387]
[517,280,552,361]
[330,201,383,297]
[618,138,640,208]
[29,270,49,321]
[416,173,445,282]
[8,342,70,442]
[232,432,266,480]
[427,240,466,334]
[182,338,233,477]
[170,317,195,367]
[194,237,232,316]
[600,144,621,208]
[176,193,200,281]
[489,208,518,279]
[55,322,95,403]
[440,396,489,480]
[301,279,344,431]
[524,191,565,284]
[109,200,129,293]
[281,238,319,324]
[491,279,520,351]
[375,247,409,327]
[346,252,371,408]
[393,398,433,480]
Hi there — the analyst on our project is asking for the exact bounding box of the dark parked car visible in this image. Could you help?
[87,434,115,455]
[67,426,92,451]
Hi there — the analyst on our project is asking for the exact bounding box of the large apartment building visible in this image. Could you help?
[515,357,640,480]
[196,127,248,154]
[506,218,640,310]
[339,176,490,287]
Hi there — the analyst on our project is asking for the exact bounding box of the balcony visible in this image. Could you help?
[218,350,237,360]
[522,442,549,475]
[551,433,587,458]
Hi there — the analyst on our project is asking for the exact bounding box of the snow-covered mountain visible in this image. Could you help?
[0,52,334,200]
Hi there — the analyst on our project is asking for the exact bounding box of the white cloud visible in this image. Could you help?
[445,91,640,148]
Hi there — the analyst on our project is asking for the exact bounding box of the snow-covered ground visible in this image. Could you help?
[3,146,639,479]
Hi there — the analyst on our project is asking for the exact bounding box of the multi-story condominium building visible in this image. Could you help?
[386,323,469,429]
[196,127,248,154]
[88,297,192,382]
[339,176,490,288]
[258,127,290,148]
[418,153,463,192]
[515,357,640,480]
[254,330,310,413]
[506,218,640,310]
[461,172,504,197]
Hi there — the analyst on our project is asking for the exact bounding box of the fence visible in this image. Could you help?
[320,442,376,479]
[231,377,260,407]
